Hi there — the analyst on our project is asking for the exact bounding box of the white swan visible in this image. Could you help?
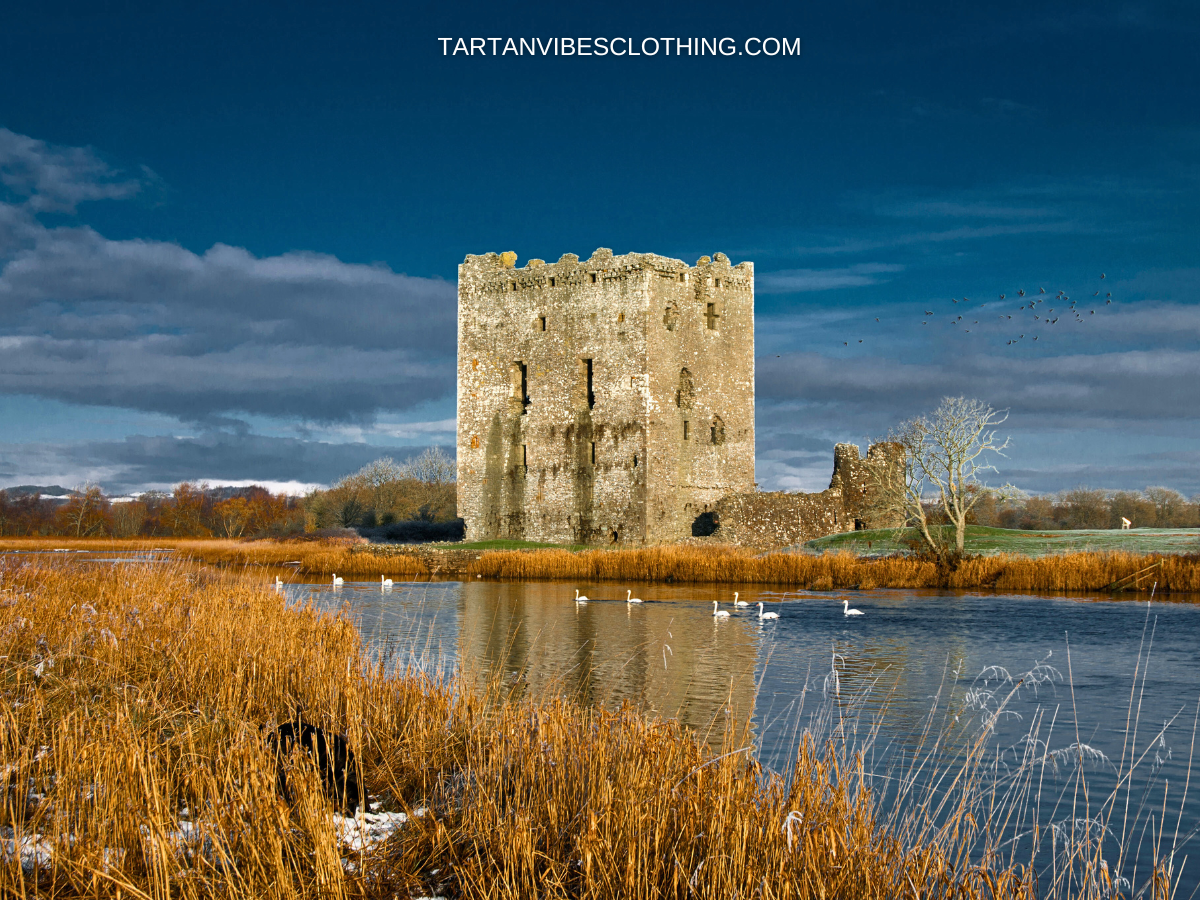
[626,590,643,604]
[757,602,779,620]
[712,601,730,619]
[381,575,394,588]
[842,599,864,617]
[734,592,749,607]
[332,574,344,586]
[275,575,283,588]
[574,589,588,605]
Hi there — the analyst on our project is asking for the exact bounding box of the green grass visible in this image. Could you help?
[431,538,591,552]
[805,525,1200,557]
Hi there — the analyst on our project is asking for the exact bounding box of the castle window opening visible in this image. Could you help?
[679,272,687,283]
[590,272,598,283]
[610,530,619,543]
[617,311,624,323]
[586,358,595,409]
[683,421,690,440]
[549,276,556,287]
[677,368,694,408]
[705,303,719,330]
[511,361,530,413]
[633,454,638,467]
[521,444,528,473]
[710,416,725,445]
[510,282,517,291]
[538,316,546,331]
[590,442,596,465]
[715,278,721,288]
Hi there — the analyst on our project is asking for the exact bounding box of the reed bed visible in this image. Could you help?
[0,554,1082,899]
[467,545,1200,593]
[0,536,428,578]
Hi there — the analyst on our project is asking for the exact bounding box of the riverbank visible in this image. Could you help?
[2,537,1198,593]
[1,555,1050,898]
[467,545,1199,593]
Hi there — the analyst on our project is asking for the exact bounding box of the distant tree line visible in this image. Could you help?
[966,486,1200,530]
[0,448,458,539]
[303,448,457,530]
[0,483,305,538]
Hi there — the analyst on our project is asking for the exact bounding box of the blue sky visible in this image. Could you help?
[1,0,1198,495]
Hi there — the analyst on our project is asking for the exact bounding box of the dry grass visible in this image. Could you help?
[467,545,1200,594]
[0,536,427,578]
[0,554,1088,899]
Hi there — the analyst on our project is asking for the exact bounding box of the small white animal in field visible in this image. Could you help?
[574,589,588,604]
[332,574,344,586]
[275,575,284,589]
[713,601,731,619]
[842,599,864,617]
[626,590,643,604]
[757,602,779,620]
[733,592,749,607]
[382,576,394,588]
[1121,517,1132,530]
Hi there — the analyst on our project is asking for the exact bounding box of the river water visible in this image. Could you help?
[296,578,1200,895]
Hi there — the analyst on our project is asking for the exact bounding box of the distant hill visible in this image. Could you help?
[2,484,75,498]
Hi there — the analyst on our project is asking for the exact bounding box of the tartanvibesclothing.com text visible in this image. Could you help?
[439,37,801,57]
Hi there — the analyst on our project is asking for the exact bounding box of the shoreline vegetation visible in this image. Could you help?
[2,537,1199,595]
[4,555,1169,899]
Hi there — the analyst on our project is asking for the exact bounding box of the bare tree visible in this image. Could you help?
[875,397,1016,562]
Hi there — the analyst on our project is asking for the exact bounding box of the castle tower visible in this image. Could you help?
[457,248,755,545]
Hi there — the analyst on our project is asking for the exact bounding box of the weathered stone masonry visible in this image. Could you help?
[456,247,903,548]
[457,248,755,544]
[711,442,904,549]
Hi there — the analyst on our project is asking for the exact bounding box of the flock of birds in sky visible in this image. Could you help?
[839,273,1115,348]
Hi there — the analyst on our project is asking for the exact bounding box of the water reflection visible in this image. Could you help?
[294,577,1200,892]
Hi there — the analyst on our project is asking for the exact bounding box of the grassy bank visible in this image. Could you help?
[0,555,1075,899]
[808,525,1200,557]
[468,545,1200,593]
[0,536,428,578]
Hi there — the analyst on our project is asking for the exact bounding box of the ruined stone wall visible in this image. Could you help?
[711,489,847,549]
[712,442,904,549]
[457,247,756,545]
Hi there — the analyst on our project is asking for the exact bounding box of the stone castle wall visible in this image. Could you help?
[711,442,904,549]
[456,248,755,545]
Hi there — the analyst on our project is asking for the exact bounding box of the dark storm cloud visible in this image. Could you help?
[0,132,457,423]
[0,434,449,495]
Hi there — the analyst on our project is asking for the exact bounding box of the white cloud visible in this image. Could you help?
[0,127,151,213]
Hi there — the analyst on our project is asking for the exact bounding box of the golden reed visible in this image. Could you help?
[0,554,1068,899]
[467,545,1200,593]
[0,536,427,578]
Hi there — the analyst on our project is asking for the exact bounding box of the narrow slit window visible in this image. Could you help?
[679,272,687,283]
[510,282,517,291]
[633,454,638,468]
[590,442,596,465]
[539,316,546,331]
[683,421,690,441]
[512,361,530,413]
[521,444,527,469]
[705,302,719,330]
[549,276,556,287]
[715,278,721,288]
[590,272,598,283]
[586,359,595,409]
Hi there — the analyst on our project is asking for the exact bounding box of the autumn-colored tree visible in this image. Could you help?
[213,496,251,537]
[160,482,212,536]
[111,500,148,537]
[57,485,112,537]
